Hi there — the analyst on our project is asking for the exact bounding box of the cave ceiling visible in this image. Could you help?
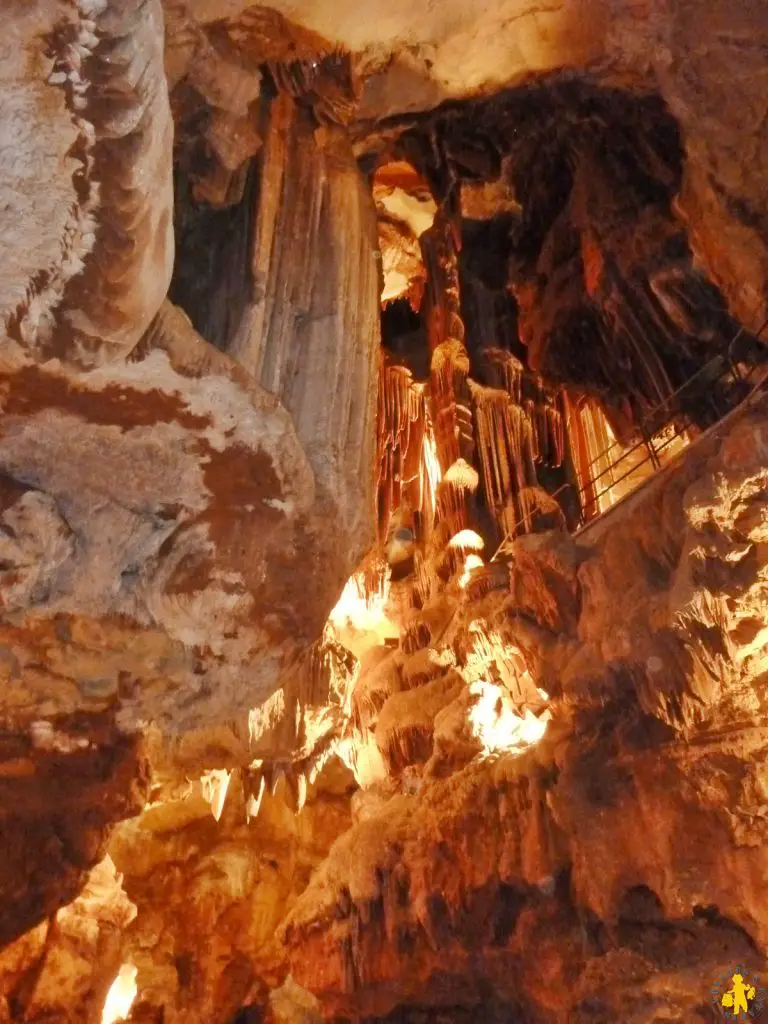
[1,1,768,1023]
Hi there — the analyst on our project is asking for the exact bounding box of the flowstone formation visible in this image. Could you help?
[1,1,767,1022]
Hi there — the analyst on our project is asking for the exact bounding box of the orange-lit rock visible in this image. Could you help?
[2,1,768,1021]
[279,395,768,1021]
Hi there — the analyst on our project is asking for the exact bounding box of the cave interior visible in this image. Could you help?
[1,3,768,1023]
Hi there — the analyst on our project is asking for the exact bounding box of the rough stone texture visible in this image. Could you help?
[183,0,606,115]
[281,392,768,1021]
[0,291,376,952]
[0,0,380,966]
[106,760,355,1024]
[1,0,174,367]
[608,0,768,333]
[0,856,137,1022]
[1,1,767,1021]
[0,716,147,950]
[0,757,355,1024]
[175,0,768,330]
[5,368,764,1023]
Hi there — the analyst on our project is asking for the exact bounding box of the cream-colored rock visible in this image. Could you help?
[2,0,174,366]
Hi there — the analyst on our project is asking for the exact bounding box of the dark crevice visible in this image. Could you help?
[168,159,259,352]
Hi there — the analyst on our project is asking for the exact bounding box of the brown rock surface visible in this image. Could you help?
[0,0,379,973]
[1,1,768,1021]
[281,395,768,1021]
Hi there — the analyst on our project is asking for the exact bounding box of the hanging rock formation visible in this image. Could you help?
[281,392,768,1023]
[0,0,379,972]
[0,1,768,1022]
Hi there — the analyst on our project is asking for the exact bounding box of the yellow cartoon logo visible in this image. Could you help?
[712,967,766,1020]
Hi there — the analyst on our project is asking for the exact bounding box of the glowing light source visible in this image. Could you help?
[327,566,398,659]
[421,429,442,520]
[102,964,137,1024]
[200,768,232,822]
[565,397,690,520]
[329,570,390,633]
[467,681,550,755]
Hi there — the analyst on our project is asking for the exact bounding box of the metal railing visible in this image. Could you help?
[492,318,768,557]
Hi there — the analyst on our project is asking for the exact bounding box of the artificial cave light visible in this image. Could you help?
[327,566,399,660]
[421,428,442,516]
[468,680,550,755]
[101,963,138,1024]
[329,569,390,633]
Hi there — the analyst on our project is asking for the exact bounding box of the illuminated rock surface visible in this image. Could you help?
[0,1,767,1022]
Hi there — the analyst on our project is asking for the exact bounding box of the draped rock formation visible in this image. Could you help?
[0,0,379,981]
[0,1,767,1023]
[282,392,768,1023]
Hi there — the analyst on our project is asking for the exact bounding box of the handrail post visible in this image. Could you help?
[487,315,768,550]
[640,425,661,469]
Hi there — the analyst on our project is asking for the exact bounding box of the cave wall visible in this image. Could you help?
[176,0,767,331]
[0,1,767,1022]
[280,390,768,1023]
[5,349,766,1023]
[609,0,768,333]
[0,0,380,970]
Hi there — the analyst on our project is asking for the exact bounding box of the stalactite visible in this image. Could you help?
[381,725,434,773]
[300,631,358,712]
[470,383,538,535]
[563,392,610,521]
[267,49,358,127]
[421,205,476,491]
[401,621,432,656]
[436,464,479,539]
[464,561,509,600]
[418,424,442,537]
[229,90,380,560]
[562,392,683,523]
[482,349,565,469]
[462,624,540,710]
[412,550,437,610]
[245,771,266,822]
[525,377,566,468]
[375,362,426,540]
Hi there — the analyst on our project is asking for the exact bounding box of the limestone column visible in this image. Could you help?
[230,91,381,568]
[420,203,478,537]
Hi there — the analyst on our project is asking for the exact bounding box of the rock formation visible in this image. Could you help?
[0,1,767,1022]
